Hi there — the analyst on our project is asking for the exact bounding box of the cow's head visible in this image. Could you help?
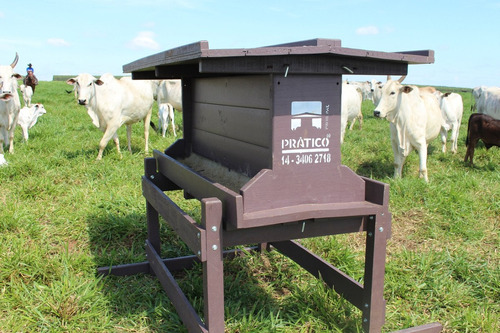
[34,103,47,115]
[373,77,413,121]
[0,53,22,95]
[66,73,104,106]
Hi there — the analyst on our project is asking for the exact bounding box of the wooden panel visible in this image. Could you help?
[271,240,364,309]
[123,40,209,73]
[153,150,243,226]
[192,103,271,148]
[192,129,271,177]
[193,75,272,110]
[199,55,410,76]
[146,241,208,333]
[142,176,205,260]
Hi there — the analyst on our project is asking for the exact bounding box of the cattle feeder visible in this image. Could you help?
[99,39,442,333]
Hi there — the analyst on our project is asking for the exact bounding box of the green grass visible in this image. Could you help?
[0,81,498,332]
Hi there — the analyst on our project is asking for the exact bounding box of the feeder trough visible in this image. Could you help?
[99,39,442,333]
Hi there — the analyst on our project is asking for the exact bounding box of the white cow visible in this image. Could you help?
[0,53,22,155]
[20,84,33,107]
[340,83,363,144]
[347,81,372,101]
[434,91,463,154]
[17,103,46,142]
[158,103,176,138]
[155,80,182,137]
[66,73,156,160]
[374,77,448,182]
[370,79,384,106]
[0,93,13,166]
[473,86,500,120]
[157,79,182,111]
[471,86,485,112]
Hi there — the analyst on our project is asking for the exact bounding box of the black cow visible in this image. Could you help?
[464,113,500,165]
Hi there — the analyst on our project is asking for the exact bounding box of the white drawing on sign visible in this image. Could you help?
[291,101,322,130]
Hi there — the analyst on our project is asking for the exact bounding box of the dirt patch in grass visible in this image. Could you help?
[389,209,434,253]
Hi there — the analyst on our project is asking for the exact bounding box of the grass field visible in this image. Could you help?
[0,80,498,332]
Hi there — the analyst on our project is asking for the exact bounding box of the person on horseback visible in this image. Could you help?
[23,63,39,94]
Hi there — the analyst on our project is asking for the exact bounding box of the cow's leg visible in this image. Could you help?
[349,118,356,130]
[450,123,459,154]
[8,128,15,153]
[389,125,405,178]
[169,105,176,137]
[22,127,29,142]
[97,125,120,160]
[0,129,4,154]
[416,143,429,182]
[440,128,448,153]
[126,124,132,153]
[143,109,152,153]
[393,151,406,179]
[464,138,478,165]
[159,111,167,138]
[112,133,121,158]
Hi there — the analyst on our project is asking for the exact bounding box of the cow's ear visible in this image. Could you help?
[95,79,104,86]
[401,86,413,94]
[66,78,76,85]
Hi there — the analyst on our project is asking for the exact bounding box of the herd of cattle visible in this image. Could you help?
[1,53,499,181]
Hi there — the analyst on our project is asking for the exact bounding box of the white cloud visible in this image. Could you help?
[356,26,379,35]
[47,38,70,47]
[0,11,4,18]
[127,31,159,50]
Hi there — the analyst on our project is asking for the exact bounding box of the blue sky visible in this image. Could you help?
[1,0,499,88]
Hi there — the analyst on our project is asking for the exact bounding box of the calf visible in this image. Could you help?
[20,84,33,107]
[17,103,46,141]
[158,102,176,137]
[435,91,464,154]
[464,113,500,165]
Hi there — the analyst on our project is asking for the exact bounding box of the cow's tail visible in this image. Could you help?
[465,113,479,147]
[150,121,157,132]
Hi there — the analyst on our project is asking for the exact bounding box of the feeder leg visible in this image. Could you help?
[362,213,390,333]
[146,201,161,256]
[202,198,225,332]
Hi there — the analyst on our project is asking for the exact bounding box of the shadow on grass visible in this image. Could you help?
[354,160,394,179]
[88,211,362,332]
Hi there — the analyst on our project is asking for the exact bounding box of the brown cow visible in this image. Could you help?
[464,113,500,165]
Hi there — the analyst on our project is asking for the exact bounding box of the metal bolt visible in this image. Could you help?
[211,226,217,232]
[379,227,384,232]
[197,251,201,256]
[363,318,368,323]
[364,303,369,308]
[212,245,218,251]
[368,232,373,237]
[197,233,200,239]
[149,175,155,180]
[369,216,374,220]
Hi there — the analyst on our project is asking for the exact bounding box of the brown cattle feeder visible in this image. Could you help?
[99,39,442,333]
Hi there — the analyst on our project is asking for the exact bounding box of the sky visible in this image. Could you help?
[1,0,499,88]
